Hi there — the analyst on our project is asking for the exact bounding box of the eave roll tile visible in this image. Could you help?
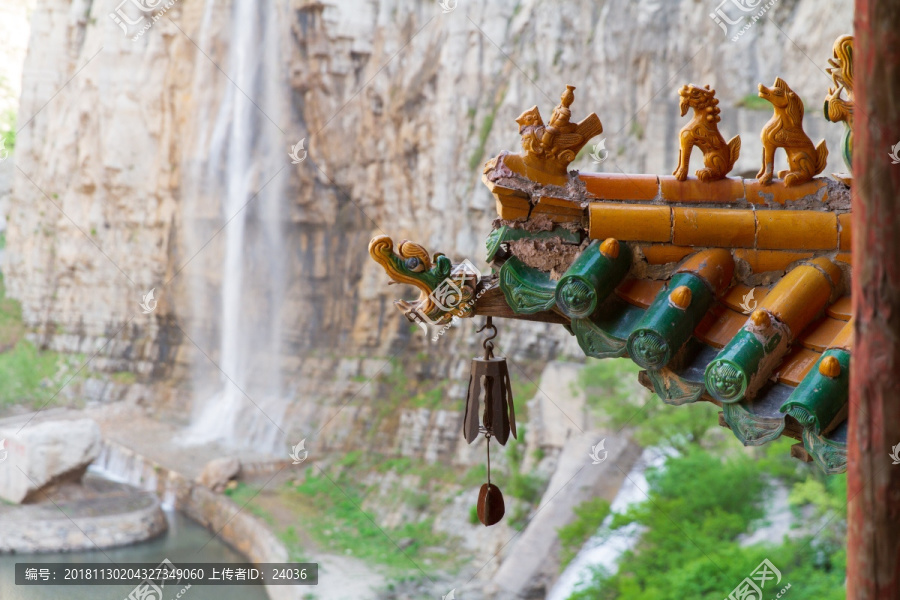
[555,239,632,319]
[626,249,735,370]
[705,259,842,403]
[780,348,850,435]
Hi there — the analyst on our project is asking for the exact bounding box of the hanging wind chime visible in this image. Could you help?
[464,316,517,526]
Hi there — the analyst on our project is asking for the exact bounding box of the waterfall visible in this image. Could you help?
[182,0,289,454]
[90,442,179,511]
[547,448,668,600]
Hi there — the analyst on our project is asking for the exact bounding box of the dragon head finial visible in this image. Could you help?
[824,34,854,171]
[368,235,481,327]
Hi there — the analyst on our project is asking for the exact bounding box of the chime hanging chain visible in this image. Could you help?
[486,433,492,486]
[478,318,499,487]
[478,317,498,442]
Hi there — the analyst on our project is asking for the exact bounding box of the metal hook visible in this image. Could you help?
[477,316,498,354]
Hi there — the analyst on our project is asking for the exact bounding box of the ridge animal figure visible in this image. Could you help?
[672,84,741,182]
[756,77,828,187]
[515,85,603,179]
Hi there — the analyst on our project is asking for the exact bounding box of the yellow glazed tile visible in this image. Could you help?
[672,207,755,247]
[531,196,586,222]
[804,257,843,288]
[722,284,770,313]
[759,262,838,334]
[799,317,848,352]
[589,204,671,242]
[615,278,666,309]
[756,210,838,250]
[826,296,852,321]
[775,347,821,386]
[495,197,530,220]
[695,305,748,349]
[535,195,585,214]
[581,173,659,200]
[659,175,744,203]
[733,249,814,273]
[639,245,696,265]
[482,174,529,198]
[676,248,736,295]
[744,178,829,205]
[838,213,852,250]
[828,317,854,351]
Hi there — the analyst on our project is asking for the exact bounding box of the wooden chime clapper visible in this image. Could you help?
[464,316,517,526]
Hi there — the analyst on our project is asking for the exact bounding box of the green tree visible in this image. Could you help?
[566,444,846,600]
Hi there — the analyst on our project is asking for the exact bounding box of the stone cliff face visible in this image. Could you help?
[5,0,850,460]
[1,0,853,516]
[7,0,852,370]
[3,1,852,596]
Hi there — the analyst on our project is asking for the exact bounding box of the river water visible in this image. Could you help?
[0,512,269,600]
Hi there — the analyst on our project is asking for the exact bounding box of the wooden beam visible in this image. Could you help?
[472,285,571,324]
[849,1,900,597]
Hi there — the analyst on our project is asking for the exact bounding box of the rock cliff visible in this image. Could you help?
[2,0,852,595]
[6,0,851,383]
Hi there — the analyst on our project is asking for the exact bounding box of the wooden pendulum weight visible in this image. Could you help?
[463,316,517,526]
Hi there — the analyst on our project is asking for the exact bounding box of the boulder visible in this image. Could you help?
[0,476,168,553]
[197,457,241,492]
[0,418,102,504]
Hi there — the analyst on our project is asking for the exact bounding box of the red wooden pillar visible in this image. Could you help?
[848,1,900,598]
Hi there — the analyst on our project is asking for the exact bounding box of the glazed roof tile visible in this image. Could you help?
[371,81,856,476]
[480,154,853,474]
